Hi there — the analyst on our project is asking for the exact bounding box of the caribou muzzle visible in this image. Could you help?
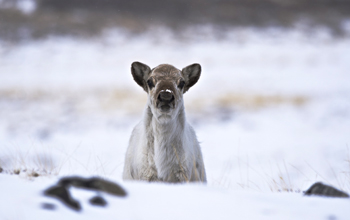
[157,90,175,112]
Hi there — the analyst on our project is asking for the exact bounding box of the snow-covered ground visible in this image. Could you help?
[1,27,350,219]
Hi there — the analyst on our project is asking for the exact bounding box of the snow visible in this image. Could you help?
[1,176,350,219]
[1,26,350,219]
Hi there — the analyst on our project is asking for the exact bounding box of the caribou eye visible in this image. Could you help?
[178,79,185,89]
[147,79,154,89]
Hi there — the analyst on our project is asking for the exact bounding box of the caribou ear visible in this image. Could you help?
[182,63,201,93]
[131,62,151,92]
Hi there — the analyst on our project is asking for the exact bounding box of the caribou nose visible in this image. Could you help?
[158,91,174,103]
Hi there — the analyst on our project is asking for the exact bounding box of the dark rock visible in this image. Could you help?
[0,167,3,173]
[43,176,127,212]
[41,202,56,210]
[43,176,126,212]
[304,182,349,198]
[58,176,127,197]
[44,185,81,211]
[89,195,107,207]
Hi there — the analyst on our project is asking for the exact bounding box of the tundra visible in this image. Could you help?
[123,62,207,183]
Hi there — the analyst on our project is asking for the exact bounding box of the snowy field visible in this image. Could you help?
[1,26,350,219]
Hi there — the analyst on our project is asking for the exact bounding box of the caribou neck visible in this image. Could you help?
[145,105,186,147]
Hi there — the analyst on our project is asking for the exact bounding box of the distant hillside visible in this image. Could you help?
[1,0,350,41]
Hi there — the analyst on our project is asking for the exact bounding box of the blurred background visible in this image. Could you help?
[0,0,350,192]
[1,0,350,41]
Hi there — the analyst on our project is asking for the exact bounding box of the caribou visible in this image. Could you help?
[123,62,206,183]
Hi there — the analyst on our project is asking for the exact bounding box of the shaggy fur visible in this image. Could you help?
[123,62,207,183]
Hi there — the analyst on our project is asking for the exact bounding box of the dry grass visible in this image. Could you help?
[2,142,350,195]
[186,93,309,120]
[211,150,350,194]
[0,88,147,116]
[0,141,123,179]
[215,93,308,110]
[0,88,308,116]
[0,145,58,179]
